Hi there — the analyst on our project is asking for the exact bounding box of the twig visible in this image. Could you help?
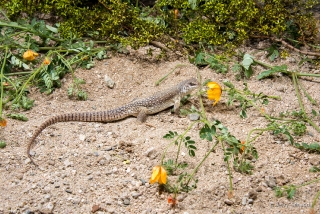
[149,41,171,52]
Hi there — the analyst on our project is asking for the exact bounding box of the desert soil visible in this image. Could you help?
[1,42,320,214]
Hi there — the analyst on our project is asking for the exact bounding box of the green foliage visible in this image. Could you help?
[156,0,318,48]
[6,113,28,121]
[0,0,163,47]
[1,0,318,50]
[189,51,228,73]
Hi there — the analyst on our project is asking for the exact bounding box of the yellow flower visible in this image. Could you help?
[150,165,167,184]
[43,57,51,65]
[207,82,222,105]
[23,50,39,61]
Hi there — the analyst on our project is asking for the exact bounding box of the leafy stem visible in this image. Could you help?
[0,46,8,118]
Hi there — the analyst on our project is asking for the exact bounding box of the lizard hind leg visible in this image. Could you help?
[137,108,148,122]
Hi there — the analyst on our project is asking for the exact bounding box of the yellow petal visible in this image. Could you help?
[23,50,38,61]
[159,166,167,184]
[150,166,161,184]
[206,82,222,105]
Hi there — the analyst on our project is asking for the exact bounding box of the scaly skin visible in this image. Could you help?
[27,78,198,165]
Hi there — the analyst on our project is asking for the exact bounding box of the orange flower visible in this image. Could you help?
[0,118,7,127]
[168,195,177,206]
[240,141,246,153]
[150,165,167,184]
[174,9,179,19]
[23,50,39,61]
[207,82,222,105]
[43,57,50,65]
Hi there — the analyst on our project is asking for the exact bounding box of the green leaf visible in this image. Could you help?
[199,124,216,141]
[257,65,287,80]
[46,25,58,33]
[189,150,195,157]
[240,109,247,118]
[267,45,279,61]
[242,54,254,70]
[223,81,234,89]
[6,113,28,121]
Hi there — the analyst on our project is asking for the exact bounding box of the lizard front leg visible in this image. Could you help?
[173,97,181,114]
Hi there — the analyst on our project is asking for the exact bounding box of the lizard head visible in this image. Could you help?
[178,78,199,95]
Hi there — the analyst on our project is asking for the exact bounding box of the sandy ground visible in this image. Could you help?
[1,44,320,214]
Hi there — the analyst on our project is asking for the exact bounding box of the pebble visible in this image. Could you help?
[248,190,258,200]
[256,186,263,192]
[144,147,155,157]
[105,146,113,151]
[189,113,200,121]
[265,176,276,188]
[177,194,187,202]
[131,191,142,199]
[309,157,320,166]
[248,199,254,204]
[79,134,86,141]
[224,199,234,205]
[123,198,130,205]
[104,75,115,88]
[241,197,247,205]
[63,159,73,167]
[44,194,51,201]
[39,202,54,213]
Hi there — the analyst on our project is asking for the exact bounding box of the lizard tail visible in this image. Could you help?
[27,111,111,165]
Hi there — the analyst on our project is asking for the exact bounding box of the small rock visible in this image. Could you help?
[265,176,276,188]
[48,160,55,166]
[189,113,200,121]
[248,199,254,204]
[15,173,24,180]
[104,75,115,88]
[241,197,247,205]
[123,198,130,205]
[248,190,258,200]
[63,159,73,167]
[309,157,320,166]
[131,191,142,199]
[105,146,113,151]
[65,189,72,194]
[44,194,51,201]
[177,194,187,202]
[39,202,54,213]
[79,134,86,141]
[92,204,100,213]
[224,199,234,205]
[256,186,263,192]
[144,147,155,157]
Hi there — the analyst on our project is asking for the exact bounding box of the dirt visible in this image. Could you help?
[1,43,320,214]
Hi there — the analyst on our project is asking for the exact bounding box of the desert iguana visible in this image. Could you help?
[27,78,199,165]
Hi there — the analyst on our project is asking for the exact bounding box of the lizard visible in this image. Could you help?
[27,78,199,165]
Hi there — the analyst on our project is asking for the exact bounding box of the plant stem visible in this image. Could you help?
[292,73,306,116]
[220,137,233,192]
[0,47,8,117]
